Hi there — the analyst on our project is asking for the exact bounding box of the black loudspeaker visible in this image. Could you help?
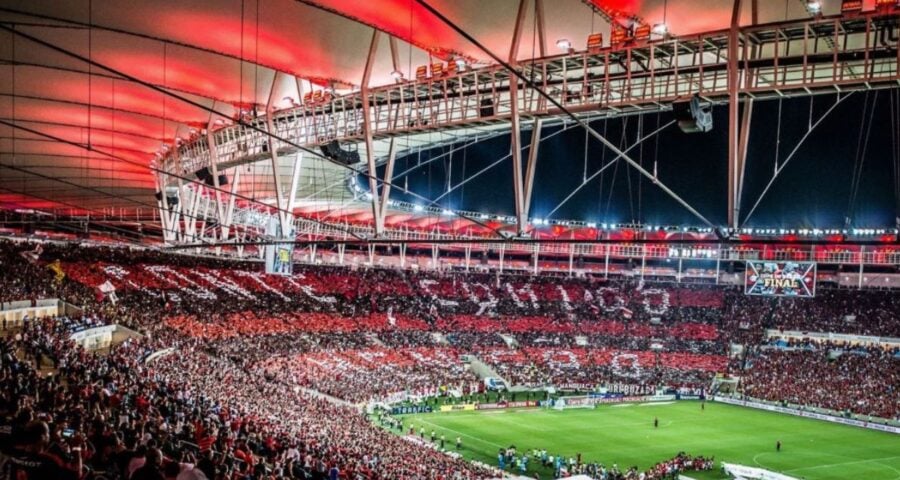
[262,142,269,153]
[727,262,735,274]
[576,255,585,269]
[479,98,495,117]
[674,95,713,133]
[319,140,360,165]
[194,167,227,186]
[23,223,35,234]
[195,167,212,184]
[320,141,339,159]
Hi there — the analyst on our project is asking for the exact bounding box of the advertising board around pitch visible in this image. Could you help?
[744,261,817,297]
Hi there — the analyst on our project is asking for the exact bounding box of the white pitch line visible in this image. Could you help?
[413,417,506,450]
[784,455,900,473]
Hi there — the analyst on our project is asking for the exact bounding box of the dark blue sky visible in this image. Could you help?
[370,89,900,228]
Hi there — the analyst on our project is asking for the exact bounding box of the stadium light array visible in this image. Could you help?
[556,39,572,50]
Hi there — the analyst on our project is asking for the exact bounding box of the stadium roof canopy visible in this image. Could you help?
[0,0,839,212]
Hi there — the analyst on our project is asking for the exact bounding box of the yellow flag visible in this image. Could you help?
[47,260,66,283]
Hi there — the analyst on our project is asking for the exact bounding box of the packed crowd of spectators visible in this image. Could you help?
[255,347,480,403]
[2,315,497,479]
[739,346,900,420]
[1,238,899,479]
[476,347,723,390]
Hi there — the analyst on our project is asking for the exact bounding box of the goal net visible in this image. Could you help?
[552,396,596,410]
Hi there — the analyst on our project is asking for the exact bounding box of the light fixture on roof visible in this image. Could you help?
[652,23,668,35]
[806,0,822,13]
[556,39,572,51]
[454,58,467,71]
[391,70,404,81]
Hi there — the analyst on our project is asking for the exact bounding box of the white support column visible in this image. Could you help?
[727,0,743,229]
[377,139,398,229]
[464,245,472,272]
[534,0,547,57]
[361,30,384,235]
[568,242,574,276]
[265,72,291,235]
[154,173,173,244]
[221,168,242,240]
[499,244,506,273]
[400,243,407,268]
[677,257,683,283]
[431,244,439,270]
[523,118,543,223]
[858,246,865,289]
[640,245,647,282]
[205,130,227,239]
[736,99,753,223]
[310,223,320,262]
[286,153,303,216]
[184,184,203,241]
[533,244,539,275]
[604,245,610,279]
[338,244,346,265]
[172,178,185,242]
[715,247,722,285]
[509,0,529,236]
[199,195,211,242]
[389,36,403,83]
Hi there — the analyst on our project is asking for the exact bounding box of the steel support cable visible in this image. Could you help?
[546,119,676,220]
[774,98,782,171]
[741,92,855,226]
[431,121,579,204]
[846,92,871,221]
[389,131,510,191]
[892,88,900,222]
[604,136,623,220]
[597,117,609,215]
[0,23,503,239]
[414,0,716,229]
[846,90,879,226]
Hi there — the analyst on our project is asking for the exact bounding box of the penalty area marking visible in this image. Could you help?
[413,417,505,450]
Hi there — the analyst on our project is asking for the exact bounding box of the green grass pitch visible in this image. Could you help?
[394,401,900,479]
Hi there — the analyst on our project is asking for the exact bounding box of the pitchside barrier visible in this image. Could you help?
[390,393,698,415]
[713,396,900,435]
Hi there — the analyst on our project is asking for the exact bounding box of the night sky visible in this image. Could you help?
[369,89,900,229]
